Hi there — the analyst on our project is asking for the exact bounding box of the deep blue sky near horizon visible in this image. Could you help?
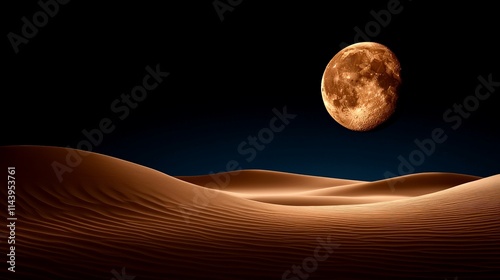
[3,1,500,181]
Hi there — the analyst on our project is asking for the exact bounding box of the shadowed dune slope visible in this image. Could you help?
[0,146,499,280]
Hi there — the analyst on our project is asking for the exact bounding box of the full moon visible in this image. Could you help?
[321,42,401,131]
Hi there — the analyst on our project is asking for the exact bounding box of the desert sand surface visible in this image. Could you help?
[177,170,480,205]
[1,145,499,280]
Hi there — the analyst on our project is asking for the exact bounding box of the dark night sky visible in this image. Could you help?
[3,1,500,180]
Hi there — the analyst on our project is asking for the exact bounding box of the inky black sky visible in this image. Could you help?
[3,1,500,180]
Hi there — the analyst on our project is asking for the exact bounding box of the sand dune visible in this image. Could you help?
[1,145,499,280]
[177,171,480,205]
[176,169,365,194]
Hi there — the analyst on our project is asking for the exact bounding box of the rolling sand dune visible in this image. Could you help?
[1,146,499,280]
[177,171,481,205]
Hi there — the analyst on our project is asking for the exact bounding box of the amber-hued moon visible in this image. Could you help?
[321,42,401,131]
